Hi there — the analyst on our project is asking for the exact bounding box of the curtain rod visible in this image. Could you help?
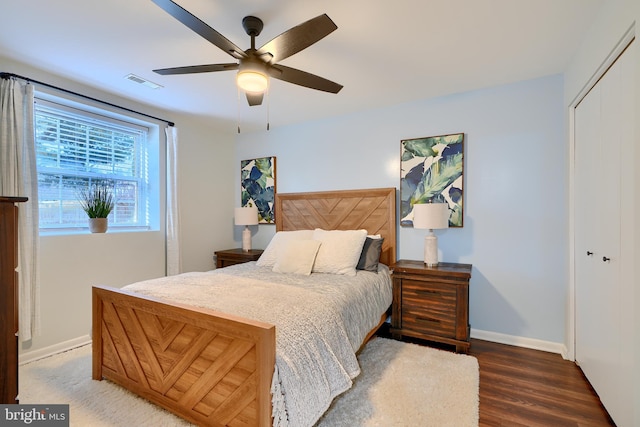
[0,72,174,127]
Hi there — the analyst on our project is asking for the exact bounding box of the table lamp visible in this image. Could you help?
[235,205,259,251]
[412,203,449,266]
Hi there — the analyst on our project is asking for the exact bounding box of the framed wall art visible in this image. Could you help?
[400,133,464,227]
[241,156,276,224]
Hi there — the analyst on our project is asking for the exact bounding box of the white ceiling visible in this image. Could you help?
[0,0,603,132]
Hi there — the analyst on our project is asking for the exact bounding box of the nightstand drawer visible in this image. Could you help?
[401,309,456,337]
[401,280,456,309]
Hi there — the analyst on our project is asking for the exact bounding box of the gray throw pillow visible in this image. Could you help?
[356,237,384,271]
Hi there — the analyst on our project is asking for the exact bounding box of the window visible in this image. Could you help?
[35,98,159,231]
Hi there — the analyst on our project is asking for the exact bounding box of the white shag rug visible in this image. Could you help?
[19,337,479,427]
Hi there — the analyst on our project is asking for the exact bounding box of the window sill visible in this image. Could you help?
[40,226,153,236]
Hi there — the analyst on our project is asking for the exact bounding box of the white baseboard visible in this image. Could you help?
[19,335,91,365]
[471,328,570,360]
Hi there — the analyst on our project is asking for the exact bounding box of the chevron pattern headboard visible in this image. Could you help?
[275,188,397,266]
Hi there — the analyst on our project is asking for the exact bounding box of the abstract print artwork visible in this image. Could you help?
[241,157,276,223]
[400,133,464,227]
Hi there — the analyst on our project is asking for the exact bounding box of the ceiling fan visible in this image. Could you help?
[151,0,343,107]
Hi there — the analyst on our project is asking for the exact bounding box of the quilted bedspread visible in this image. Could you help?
[122,262,392,427]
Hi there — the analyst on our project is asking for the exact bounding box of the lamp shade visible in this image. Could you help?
[234,206,259,226]
[413,203,449,230]
[236,58,269,93]
[236,71,268,93]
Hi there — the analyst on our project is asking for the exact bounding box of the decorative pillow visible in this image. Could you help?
[357,237,385,272]
[272,240,322,275]
[312,228,368,276]
[256,230,314,267]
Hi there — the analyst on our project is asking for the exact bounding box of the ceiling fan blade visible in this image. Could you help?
[153,63,239,75]
[246,92,264,106]
[269,65,343,93]
[152,0,246,59]
[256,14,337,63]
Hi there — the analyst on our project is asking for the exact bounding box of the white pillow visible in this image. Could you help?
[272,240,321,275]
[312,228,368,276]
[256,230,314,267]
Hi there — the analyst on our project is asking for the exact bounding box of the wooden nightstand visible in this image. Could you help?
[390,260,472,353]
[214,248,263,268]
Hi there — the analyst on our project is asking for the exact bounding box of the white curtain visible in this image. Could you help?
[0,77,40,341]
[166,126,182,275]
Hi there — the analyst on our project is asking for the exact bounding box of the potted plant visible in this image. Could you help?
[78,183,115,233]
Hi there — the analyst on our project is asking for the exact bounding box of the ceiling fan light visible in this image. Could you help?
[237,71,268,93]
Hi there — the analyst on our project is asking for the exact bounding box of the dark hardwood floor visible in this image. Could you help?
[471,339,614,426]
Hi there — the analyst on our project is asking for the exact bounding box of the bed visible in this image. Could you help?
[92,187,397,427]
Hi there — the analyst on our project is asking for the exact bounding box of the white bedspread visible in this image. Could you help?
[122,262,392,427]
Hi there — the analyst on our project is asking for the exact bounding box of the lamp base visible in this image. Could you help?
[424,231,439,267]
[242,226,252,251]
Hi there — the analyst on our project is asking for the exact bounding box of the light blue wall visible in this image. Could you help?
[236,74,567,344]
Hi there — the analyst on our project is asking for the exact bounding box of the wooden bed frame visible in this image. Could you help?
[92,187,397,427]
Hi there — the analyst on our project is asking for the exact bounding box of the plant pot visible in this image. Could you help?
[89,218,108,233]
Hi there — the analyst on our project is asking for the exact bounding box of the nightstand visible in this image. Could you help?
[214,248,263,268]
[390,260,472,353]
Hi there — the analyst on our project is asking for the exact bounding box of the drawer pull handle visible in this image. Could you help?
[416,316,440,324]
[416,289,439,296]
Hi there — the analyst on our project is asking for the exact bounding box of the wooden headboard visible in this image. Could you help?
[275,188,397,266]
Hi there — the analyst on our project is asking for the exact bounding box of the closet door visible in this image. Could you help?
[575,78,609,395]
[574,41,634,427]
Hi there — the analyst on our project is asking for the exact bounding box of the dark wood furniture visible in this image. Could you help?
[0,196,27,404]
[214,248,263,268]
[390,260,472,353]
[93,187,396,426]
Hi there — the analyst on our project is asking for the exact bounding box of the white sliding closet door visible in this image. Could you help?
[574,41,635,427]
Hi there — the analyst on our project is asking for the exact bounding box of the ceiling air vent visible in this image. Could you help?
[124,74,162,89]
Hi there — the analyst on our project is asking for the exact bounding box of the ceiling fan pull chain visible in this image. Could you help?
[266,88,270,131]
